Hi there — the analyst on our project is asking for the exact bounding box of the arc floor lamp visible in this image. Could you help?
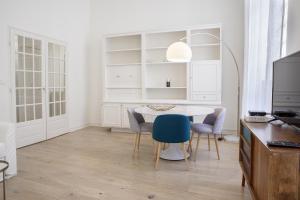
[166,33,240,141]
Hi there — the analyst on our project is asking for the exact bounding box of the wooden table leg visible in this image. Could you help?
[242,174,245,187]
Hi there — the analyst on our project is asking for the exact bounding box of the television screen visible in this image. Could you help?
[272,51,300,128]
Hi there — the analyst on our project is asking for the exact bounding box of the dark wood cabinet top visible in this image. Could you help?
[241,120,300,153]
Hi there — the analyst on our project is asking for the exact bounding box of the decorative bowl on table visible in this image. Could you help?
[147,104,176,111]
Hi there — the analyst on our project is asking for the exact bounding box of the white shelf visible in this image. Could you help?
[145,31,186,49]
[146,47,168,50]
[106,34,141,52]
[106,48,141,53]
[146,62,184,65]
[107,63,141,67]
[191,43,220,47]
[106,87,141,89]
[146,87,186,89]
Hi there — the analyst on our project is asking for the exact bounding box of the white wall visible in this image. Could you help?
[0,0,90,130]
[287,0,300,54]
[89,0,244,130]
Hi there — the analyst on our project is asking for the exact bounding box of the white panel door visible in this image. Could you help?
[46,42,68,139]
[12,31,46,148]
[11,30,69,147]
[190,61,221,102]
[102,104,121,127]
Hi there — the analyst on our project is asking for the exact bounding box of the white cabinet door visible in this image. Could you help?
[190,61,221,103]
[121,104,141,128]
[102,104,121,127]
[107,65,141,88]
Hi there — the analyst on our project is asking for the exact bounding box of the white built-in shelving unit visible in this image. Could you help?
[102,25,222,128]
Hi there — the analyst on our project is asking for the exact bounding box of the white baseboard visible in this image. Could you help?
[86,123,102,127]
[69,124,89,132]
[222,129,238,135]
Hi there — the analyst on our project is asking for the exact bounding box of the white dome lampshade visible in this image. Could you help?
[166,41,192,62]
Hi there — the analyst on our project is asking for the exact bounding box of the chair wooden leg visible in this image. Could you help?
[208,134,211,151]
[181,143,189,170]
[155,142,161,169]
[242,175,245,187]
[194,134,200,161]
[214,135,220,160]
[187,131,194,153]
[153,140,157,160]
[137,132,141,151]
[133,132,139,155]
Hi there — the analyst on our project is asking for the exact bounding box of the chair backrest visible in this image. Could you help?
[213,108,226,134]
[127,108,145,133]
[203,108,226,134]
[152,114,190,143]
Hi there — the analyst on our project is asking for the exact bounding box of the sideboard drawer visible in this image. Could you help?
[241,126,251,144]
[241,138,251,160]
[240,149,251,180]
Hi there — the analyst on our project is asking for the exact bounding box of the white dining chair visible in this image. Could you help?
[127,108,153,155]
[189,108,226,161]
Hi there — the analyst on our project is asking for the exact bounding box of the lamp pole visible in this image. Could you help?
[177,33,241,140]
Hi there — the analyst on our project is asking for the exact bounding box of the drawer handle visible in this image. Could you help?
[116,75,120,78]
[129,75,133,78]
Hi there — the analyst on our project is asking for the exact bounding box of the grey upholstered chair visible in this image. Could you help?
[189,108,226,160]
[127,108,153,155]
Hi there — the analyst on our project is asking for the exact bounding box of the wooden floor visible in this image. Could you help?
[6,127,251,200]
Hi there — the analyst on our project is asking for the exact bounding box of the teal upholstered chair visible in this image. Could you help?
[152,114,191,169]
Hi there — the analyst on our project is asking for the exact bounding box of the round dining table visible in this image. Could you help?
[134,105,214,160]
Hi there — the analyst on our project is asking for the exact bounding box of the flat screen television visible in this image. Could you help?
[272,50,300,128]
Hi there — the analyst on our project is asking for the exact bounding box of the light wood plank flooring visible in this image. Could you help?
[6,127,251,200]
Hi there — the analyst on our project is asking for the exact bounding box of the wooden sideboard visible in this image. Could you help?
[239,120,300,200]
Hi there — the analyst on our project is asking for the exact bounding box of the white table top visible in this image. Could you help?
[134,105,214,116]
[0,162,8,171]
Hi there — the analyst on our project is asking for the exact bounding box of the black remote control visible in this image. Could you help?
[267,141,300,148]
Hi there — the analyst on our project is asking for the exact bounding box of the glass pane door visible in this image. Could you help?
[12,29,68,147]
[48,43,66,117]
[15,35,43,123]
